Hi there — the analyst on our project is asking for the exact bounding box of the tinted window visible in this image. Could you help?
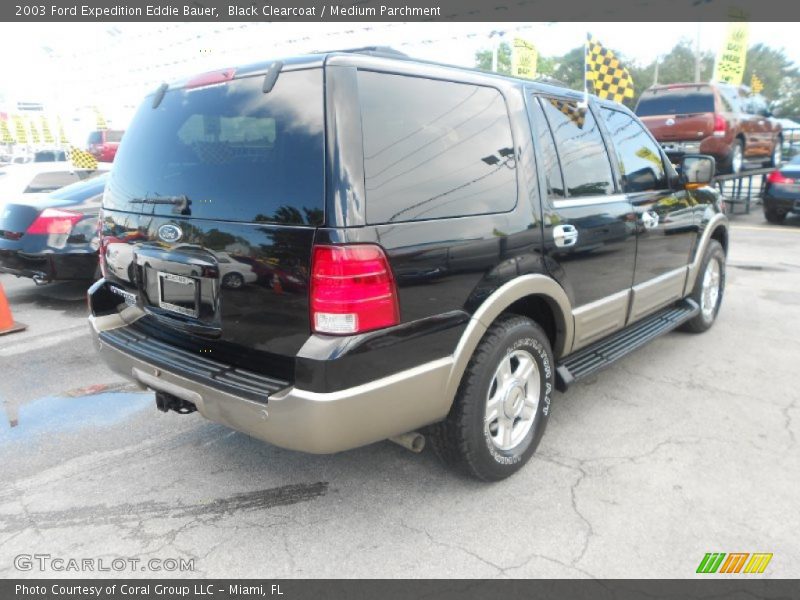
[104,69,324,225]
[635,88,715,116]
[539,98,614,198]
[528,97,564,199]
[33,150,67,162]
[50,172,109,201]
[601,108,667,193]
[87,132,102,144]
[24,171,82,193]
[358,71,517,223]
[105,130,124,142]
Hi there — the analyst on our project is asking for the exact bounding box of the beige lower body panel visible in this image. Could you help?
[91,319,454,454]
[571,290,630,352]
[629,267,688,323]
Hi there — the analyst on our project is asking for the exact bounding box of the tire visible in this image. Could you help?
[428,315,554,481]
[767,138,783,168]
[222,272,245,289]
[764,207,786,224]
[721,139,744,174]
[681,240,726,333]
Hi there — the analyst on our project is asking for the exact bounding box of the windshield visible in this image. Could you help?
[635,88,715,117]
[104,68,325,225]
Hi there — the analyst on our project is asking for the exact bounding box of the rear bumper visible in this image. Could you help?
[0,246,97,282]
[90,315,455,454]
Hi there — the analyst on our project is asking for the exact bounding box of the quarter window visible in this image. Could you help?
[600,108,668,193]
[528,96,565,199]
[538,97,615,198]
[358,71,517,223]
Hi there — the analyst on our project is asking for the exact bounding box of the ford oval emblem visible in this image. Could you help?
[666,118,676,126]
[157,224,183,243]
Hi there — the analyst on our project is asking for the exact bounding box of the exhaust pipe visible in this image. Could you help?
[155,391,197,414]
[389,431,425,453]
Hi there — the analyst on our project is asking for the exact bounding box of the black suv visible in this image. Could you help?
[88,49,729,481]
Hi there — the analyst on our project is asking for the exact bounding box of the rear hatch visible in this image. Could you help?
[100,67,325,380]
[635,85,716,142]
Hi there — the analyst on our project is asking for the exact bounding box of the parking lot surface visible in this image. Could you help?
[1,209,799,578]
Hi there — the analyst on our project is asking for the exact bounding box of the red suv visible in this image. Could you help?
[87,129,124,162]
[635,83,782,174]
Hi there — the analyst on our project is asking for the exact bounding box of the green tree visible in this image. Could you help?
[743,44,800,117]
[475,41,511,74]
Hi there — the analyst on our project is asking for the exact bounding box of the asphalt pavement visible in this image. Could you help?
[1,207,798,578]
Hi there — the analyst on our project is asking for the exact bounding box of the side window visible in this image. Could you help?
[600,108,668,193]
[538,97,615,198]
[358,71,517,224]
[528,97,565,199]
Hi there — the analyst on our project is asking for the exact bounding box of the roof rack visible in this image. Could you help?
[314,46,410,59]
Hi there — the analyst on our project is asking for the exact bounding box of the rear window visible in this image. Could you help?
[33,150,67,162]
[103,69,324,225]
[635,88,715,117]
[24,171,82,193]
[358,71,517,224]
[87,132,102,145]
[105,130,124,143]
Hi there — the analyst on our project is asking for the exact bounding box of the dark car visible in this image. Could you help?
[763,154,800,224]
[87,130,124,162]
[636,83,783,174]
[87,48,728,481]
[0,173,108,283]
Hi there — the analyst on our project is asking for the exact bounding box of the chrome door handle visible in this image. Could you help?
[553,224,578,248]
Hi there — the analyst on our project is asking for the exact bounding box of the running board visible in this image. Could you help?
[555,298,699,392]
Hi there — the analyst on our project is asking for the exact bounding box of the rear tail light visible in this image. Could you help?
[26,208,83,235]
[767,170,796,184]
[713,113,727,137]
[310,244,399,335]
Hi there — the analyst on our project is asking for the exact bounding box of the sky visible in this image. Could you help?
[0,21,798,132]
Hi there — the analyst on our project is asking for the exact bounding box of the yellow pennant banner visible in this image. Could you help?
[715,22,749,85]
[511,37,538,79]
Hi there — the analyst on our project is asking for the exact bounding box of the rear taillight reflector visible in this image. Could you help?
[26,208,83,235]
[310,244,399,335]
[767,171,796,184]
[713,113,726,136]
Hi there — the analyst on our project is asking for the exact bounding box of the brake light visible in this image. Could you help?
[310,244,399,335]
[185,68,236,89]
[767,170,796,184]
[26,208,83,235]
[713,113,727,136]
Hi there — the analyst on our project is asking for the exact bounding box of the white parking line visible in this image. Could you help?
[731,225,800,233]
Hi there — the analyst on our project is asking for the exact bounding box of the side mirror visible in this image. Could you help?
[680,154,716,186]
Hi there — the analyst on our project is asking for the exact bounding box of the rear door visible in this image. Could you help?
[101,67,325,378]
[528,94,636,351]
[599,107,697,323]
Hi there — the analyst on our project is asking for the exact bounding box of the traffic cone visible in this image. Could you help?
[0,283,26,336]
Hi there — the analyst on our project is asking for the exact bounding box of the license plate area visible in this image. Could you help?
[157,271,200,318]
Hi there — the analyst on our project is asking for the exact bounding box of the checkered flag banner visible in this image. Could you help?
[69,146,99,169]
[586,34,635,104]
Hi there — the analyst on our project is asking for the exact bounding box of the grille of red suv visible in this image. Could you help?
[98,328,289,402]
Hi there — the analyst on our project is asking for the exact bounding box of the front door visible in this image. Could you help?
[598,106,698,323]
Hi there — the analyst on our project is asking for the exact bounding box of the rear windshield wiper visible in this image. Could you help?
[130,195,191,215]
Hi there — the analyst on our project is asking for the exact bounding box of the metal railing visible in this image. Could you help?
[713,167,774,215]
[783,128,800,159]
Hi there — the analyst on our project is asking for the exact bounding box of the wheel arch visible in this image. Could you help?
[444,275,573,407]
[685,213,729,294]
